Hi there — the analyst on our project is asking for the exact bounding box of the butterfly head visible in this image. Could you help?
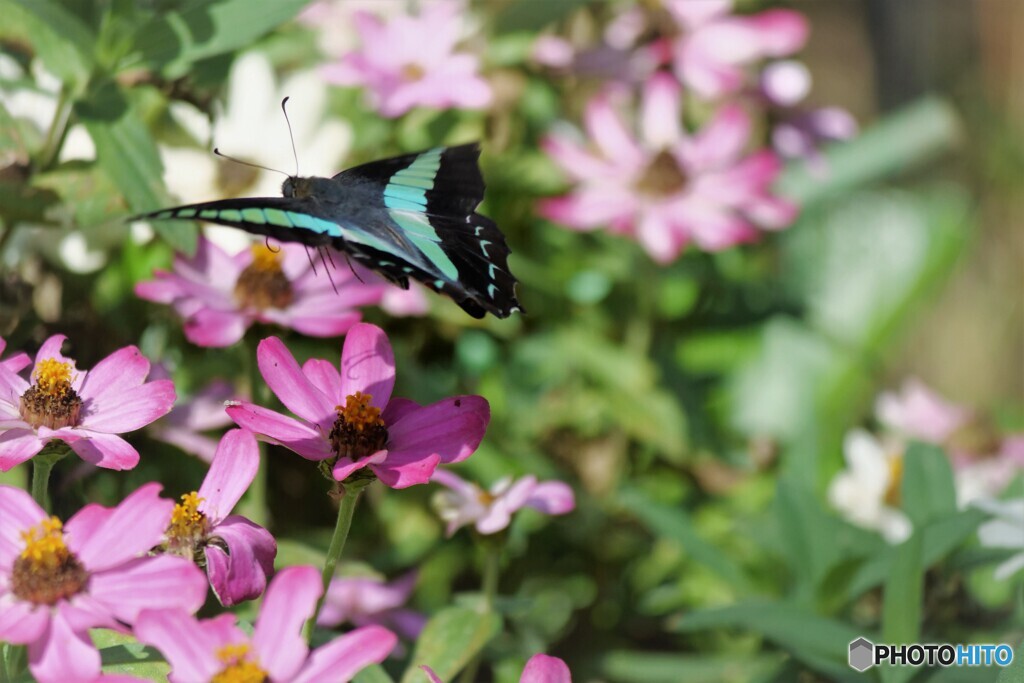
[282,176,312,199]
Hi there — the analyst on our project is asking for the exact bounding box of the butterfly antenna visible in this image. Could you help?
[264,236,281,254]
[213,148,289,178]
[281,97,299,177]
[304,246,318,275]
[319,248,340,295]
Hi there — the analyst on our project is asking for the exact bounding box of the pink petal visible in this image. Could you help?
[27,606,100,683]
[380,284,430,317]
[636,209,683,264]
[292,625,398,683]
[78,380,176,433]
[431,469,478,499]
[371,452,441,489]
[0,361,30,399]
[183,308,250,348]
[381,398,422,425]
[664,0,730,29]
[340,323,395,410]
[266,310,363,341]
[520,653,572,683]
[74,482,172,571]
[684,104,751,170]
[748,9,809,56]
[64,503,115,557]
[34,334,73,368]
[583,90,643,168]
[198,429,260,520]
[258,337,336,427]
[539,190,639,230]
[205,515,277,607]
[385,396,490,466]
[332,450,388,482]
[0,351,29,374]
[76,346,151,404]
[0,599,49,644]
[252,565,322,681]
[541,135,611,182]
[526,481,576,515]
[0,485,47,567]
[302,358,343,407]
[67,431,141,470]
[134,609,222,682]
[641,73,682,149]
[0,428,44,471]
[226,402,333,461]
[89,556,207,623]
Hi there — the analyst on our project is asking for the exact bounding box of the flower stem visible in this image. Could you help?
[2,642,25,681]
[38,86,73,172]
[458,536,504,683]
[304,480,369,640]
[31,443,70,512]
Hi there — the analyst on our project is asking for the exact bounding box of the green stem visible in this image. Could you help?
[304,481,368,640]
[37,87,73,172]
[458,537,504,683]
[2,644,25,682]
[31,444,70,512]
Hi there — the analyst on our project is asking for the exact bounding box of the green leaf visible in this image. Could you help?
[1,0,95,88]
[998,639,1024,683]
[354,664,396,683]
[879,533,923,683]
[618,487,751,591]
[75,80,196,254]
[91,629,169,681]
[671,601,866,682]
[127,0,312,77]
[602,651,782,683]
[901,441,958,527]
[488,0,590,34]
[399,607,501,683]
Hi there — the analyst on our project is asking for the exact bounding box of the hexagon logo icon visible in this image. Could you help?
[849,637,875,672]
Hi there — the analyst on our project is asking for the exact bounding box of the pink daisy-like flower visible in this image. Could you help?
[541,73,797,261]
[135,565,397,683]
[162,429,276,606]
[665,0,808,100]
[432,469,575,537]
[318,571,425,640]
[135,237,390,348]
[0,336,30,373]
[422,653,571,683]
[0,335,176,471]
[0,483,207,683]
[227,323,489,488]
[321,0,492,118]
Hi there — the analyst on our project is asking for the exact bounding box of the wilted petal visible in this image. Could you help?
[205,515,277,606]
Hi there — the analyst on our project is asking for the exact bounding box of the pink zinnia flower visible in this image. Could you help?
[666,0,808,100]
[0,483,207,683]
[227,323,490,488]
[0,336,30,373]
[136,565,397,683]
[0,335,175,471]
[541,73,797,261]
[422,653,571,683]
[162,429,276,606]
[135,237,389,348]
[148,375,239,463]
[318,571,425,640]
[432,470,575,536]
[321,0,492,118]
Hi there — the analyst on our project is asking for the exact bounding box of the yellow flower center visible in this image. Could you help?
[11,516,88,605]
[233,244,294,311]
[18,358,83,429]
[634,149,688,197]
[165,492,209,560]
[883,454,904,507]
[402,63,426,81]
[212,644,267,683]
[329,392,389,460]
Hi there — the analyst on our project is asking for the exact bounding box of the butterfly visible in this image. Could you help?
[132,143,522,319]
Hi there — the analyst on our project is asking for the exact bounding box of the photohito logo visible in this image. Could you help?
[849,638,1014,672]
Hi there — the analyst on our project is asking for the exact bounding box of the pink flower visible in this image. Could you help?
[321,0,492,117]
[876,379,972,445]
[541,73,797,261]
[136,565,397,683]
[0,336,30,374]
[318,571,425,640]
[422,653,571,683]
[0,335,176,471]
[162,429,276,606]
[148,375,239,463]
[432,469,575,536]
[227,323,490,488]
[666,0,808,100]
[135,237,389,348]
[0,483,207,683]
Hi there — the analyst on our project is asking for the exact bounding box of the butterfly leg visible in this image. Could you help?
[304,246,318,275]
[318,247,340,295]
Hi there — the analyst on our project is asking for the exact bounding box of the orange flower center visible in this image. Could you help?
[329,391,389,460]
[402,63,426,81]
[11,516,88,605]
[164,492,209,561]
[883,454,904,507]
[234,244,294,310]
[19,358,83,429]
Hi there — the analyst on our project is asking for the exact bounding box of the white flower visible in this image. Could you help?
[975,498,1024,580]
[828,429,912,544]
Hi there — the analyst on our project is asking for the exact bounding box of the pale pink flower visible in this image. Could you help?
[318,571,425,640]
[148,374,239,463]
[876,378,972,445]
[321,0,492,118]
[0,336,30,373]
[227,323,490,488]
[432,469,575,536]
[975,498,1024,580]
[666,0,808,99]
[422,653,571,683]
[136,565,397,683]
[163,429,276,606]
[135,237,393,348]
[0,335,175,471]
[541,73,796,261]
[0,483,207,683]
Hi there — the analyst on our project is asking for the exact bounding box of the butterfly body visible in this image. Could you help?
[134,144,522,319]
